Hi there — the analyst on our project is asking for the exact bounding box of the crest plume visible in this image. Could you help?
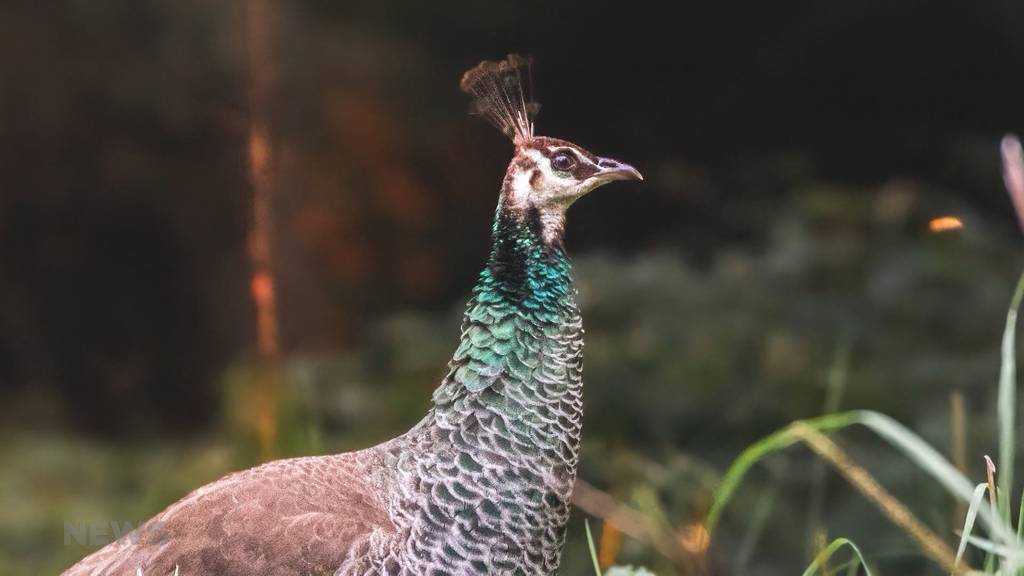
[460,54,539,143]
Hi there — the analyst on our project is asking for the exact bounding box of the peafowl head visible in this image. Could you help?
[461,55,641,242]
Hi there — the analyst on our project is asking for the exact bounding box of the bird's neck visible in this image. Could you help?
[484,198,571,303]
[390,199,583,574]
[426,197,582,446]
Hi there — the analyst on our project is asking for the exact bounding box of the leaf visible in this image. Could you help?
[585,519,602,576]
[801,537,872,576]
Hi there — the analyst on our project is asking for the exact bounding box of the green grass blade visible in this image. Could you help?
[1017,485,1024,541]
[708,409,1019,550]
[961,533,1024,564]
[801,537,873,576]
[585,519,602,576]
[955,483,990,570]
[706,411,860,534]
[853,410,1019,546]
[998,271,1024,523]
[854,410,976,501]
[824,337,852,415]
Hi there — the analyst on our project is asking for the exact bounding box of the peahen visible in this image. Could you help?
[64,54,642,576]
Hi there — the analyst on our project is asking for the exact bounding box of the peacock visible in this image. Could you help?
[64,54,642,576]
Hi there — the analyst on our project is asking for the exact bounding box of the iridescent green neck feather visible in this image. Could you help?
[381,194,585,574]
[435,198,576,403]
[483,201,573,321]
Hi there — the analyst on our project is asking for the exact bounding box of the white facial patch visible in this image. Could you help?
[508,148,595,208]
[508,157,536,206]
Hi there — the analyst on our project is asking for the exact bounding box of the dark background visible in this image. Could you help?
[2,1,1024,574]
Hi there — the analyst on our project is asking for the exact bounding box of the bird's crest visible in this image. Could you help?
[460,54,539,144]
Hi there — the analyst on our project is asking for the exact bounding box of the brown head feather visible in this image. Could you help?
[460,54,539,144]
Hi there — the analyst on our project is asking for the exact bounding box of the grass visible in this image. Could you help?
[703,269,1024,574]
[802,538,871,576]
[579,323,1020,574]
[586,519,603,576]
[578,271,1023,575]
[698,186,1024,575]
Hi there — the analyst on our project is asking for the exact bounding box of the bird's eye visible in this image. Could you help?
[550,152,577,173]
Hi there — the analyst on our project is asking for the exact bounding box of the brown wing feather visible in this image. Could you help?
[62,450,394,576]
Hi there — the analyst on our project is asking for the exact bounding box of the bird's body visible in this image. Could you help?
[64,55,640,576]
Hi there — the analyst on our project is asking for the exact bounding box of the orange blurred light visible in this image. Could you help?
[928,216,963,233]
[250,271,275,302]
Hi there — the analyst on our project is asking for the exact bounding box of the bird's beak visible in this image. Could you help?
[594,157,643,182]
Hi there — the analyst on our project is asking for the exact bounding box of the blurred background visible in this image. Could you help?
[2,1,1024,574]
